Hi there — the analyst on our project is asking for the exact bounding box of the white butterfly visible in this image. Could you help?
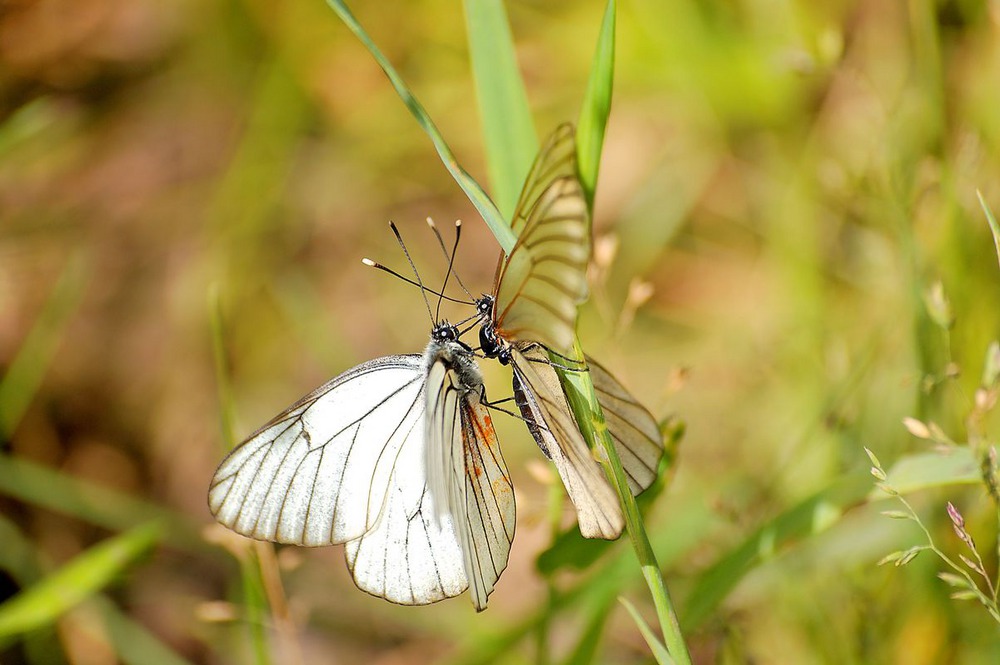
[475,124,664,540]
[208,318,515,611]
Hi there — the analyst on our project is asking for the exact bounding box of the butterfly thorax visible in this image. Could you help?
[426,322,483,393]
[474,295,513,366]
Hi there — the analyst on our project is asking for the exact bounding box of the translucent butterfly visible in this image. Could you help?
[208,233,514,611]
[475,124,664,539]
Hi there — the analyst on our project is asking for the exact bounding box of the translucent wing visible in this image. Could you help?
[425,347,516,611]
[209,355,427,547]
[586,355,663,495]
[343,476,468,606]
[509,345,623,539]
[492,124,590,356]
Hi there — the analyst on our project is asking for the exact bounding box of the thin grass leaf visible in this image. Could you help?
[0,515,43,585]
[92,595,196,665]
[0,517,192,665]
[0,455,202,552]
[208,287,273,665]
[209,284,237,451]
[682,473,871,629]
[324,0,514,253]
[462,0,537,218]
[444,497,715,665]
[537,428,682,574]
[0,252,88,438]
[559,595,614,665]
[556,4,688,660]
[978,190,1000,272]
[619,598,673,665]
[866,448,980,499]
[240,550,273,665]
[0,522,162,645]
[576,0,616,208]
[206,55,310,246]
[0,516,67,664]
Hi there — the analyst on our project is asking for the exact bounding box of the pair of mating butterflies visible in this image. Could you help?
[208,125,664,611]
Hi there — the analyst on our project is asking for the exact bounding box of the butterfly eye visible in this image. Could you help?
[476,297,493,315]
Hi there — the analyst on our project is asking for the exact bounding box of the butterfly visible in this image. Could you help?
[475,124,664,540]
[208,242,515,611]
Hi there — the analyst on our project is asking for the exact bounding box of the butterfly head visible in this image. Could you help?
[475,295,494,318]
[432,321,459,343]
[431,321,475,355]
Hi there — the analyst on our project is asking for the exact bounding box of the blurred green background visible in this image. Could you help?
[3,0,1000,662]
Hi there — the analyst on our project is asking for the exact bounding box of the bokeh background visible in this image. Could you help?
[3,0,1000,662]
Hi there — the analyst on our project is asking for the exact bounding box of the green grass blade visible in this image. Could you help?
[209,284,237,451]
[537,421,683,574]
[556,350,691,665]
[93,595,197,665]
[868,449,980,498]
[240,548,273,665]
[553,4,689,661]
[0,515,43,585]
[444,498,715,665]
[324,0,515,253]
[681,473,871,629]
[0,522,162,644]
[576,0,615,209]
[619,598,673,665]
[207,286,273,665]
[978,190,1000,272]
[463,0,537,218]
[559,595,614,665]
[0,455,202,551]
[0,253,88,438]
[0,516,193,665]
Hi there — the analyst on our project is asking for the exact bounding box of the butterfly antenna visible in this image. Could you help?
[434,220,464,322]
[427,217,475,300]
[360,258,471,305]
[457,320,479,338]
[389,221,435,324]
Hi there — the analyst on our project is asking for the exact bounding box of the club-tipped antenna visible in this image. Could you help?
[389,221,435,325]
[434,219,464,322]
[427,217,475,300]
[361,258,472,305]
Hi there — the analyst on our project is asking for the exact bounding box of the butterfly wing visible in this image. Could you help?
[209,355,428,548]
[509,345,623,540]
[586,355,664,495]
[425,346,516,611]
[343,472,468,606]
[492,124,590,356]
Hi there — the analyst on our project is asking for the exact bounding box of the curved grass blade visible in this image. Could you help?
[553,3,690,661]
[576,0,616,209]
[0,455,201,551]
[559,595,615,665]
[619,597,673,665]
[537,420,683,575]
[324,0,515,253]
[0,522,162,646]
[0,252,88,439]
[978,190,1000,272]
[556,348,690,665]
[867,448,980,498]
[681,473,871,630]
[463,0,537,219]
[208,289,274,665]
[92,595,196,665]
[444,497,715,665]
